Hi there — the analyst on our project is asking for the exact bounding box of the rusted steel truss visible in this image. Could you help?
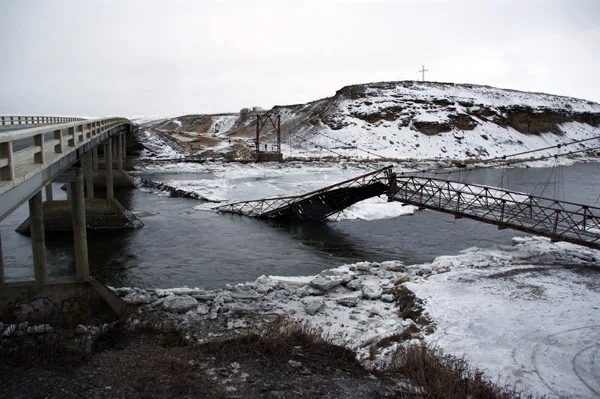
[389,176,600,250]
[217,166,394,221]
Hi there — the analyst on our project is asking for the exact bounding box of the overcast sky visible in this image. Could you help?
[1,0,599,117]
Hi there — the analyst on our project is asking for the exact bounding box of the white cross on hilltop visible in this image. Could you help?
[419,65,428,82]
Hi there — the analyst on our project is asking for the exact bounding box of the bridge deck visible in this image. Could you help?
[389,176,600,250]
[217,166,393,221]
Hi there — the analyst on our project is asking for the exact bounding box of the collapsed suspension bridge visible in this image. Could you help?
[217,166,600,250]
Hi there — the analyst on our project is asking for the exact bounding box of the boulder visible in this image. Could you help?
[162,295,198,313]
[303,298,325,315]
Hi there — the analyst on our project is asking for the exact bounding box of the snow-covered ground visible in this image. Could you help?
[407,236,600,398]
[292,120,600,161]
[111,236,599,399]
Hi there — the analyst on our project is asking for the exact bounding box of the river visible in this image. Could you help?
[1,161,599,289]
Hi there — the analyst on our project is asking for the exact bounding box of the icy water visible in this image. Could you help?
[2,162,599,289]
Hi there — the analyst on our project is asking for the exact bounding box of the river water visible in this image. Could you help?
[2,162,599,289]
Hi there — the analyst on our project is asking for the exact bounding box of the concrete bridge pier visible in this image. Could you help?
[45,182,53,202]
[29,191,47,284]
[117,132,123,170]
[0,231,5,285]
[84,151,94,200]
[92,146,99,170]
[71,167,89,281]
[105,140,114,199]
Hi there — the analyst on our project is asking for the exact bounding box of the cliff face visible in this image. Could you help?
[146,81,600,161]
[315,81,600,136]
[271,81,600,160]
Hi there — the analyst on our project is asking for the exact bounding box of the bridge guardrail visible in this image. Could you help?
[0,117,131,206]
[1,115,85,126]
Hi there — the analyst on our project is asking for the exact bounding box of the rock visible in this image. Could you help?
[361,282,383,300]
[196,304,209,315]
[2,324,16,337]
[112,287,133,296]
[171,287,206,296]
[75,325,89,335]
[319,269,353,285]
[381,294,394,302]
[151,297,166,307]
[358,334,381,347]
[254,275,276,293]
[294,286,324,297]
[230,287,260,300]
[346,279,362,291]
[336,296,359,307]
[303,298,325,315]
[309,275,345,291]
[210,295,226,319]
[162,295,198,312]
[194,294,217,301]
[227,320,249,330]
[355,262,373,272]
[229,362,241,374]
[123,291,154,304]
[26,324,53,334]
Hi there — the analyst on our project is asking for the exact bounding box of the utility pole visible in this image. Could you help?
[419,65,428,82]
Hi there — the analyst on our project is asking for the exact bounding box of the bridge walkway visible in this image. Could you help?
[389,175,600,250]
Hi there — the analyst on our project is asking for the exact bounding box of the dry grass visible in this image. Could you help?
[1,314,538,398]
[388,344,535,399]
[203,316,359,369]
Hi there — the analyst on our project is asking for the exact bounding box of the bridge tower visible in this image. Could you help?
[255,113,283,162]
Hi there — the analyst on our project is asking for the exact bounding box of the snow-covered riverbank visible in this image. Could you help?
[113,236,600,398]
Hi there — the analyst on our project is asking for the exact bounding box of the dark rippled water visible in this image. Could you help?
[2,163,599,289]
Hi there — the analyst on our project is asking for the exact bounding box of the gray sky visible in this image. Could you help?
[1,0,599,116]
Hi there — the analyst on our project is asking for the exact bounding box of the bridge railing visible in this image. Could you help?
[390,176,600,249]
[0,117,130,186]
[218,166,393,217]
[1,115,85,126]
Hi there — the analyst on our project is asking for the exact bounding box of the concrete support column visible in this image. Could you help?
[92,146,99,171]
[0,231,5,285]
[71,168,89,281]
[122,130,127,162]
[105,141,114,200]
[45,183,53,202]
[29,191,47,284]
[85,152,94,199]
[117,132,123,170]
[112,137,118,165]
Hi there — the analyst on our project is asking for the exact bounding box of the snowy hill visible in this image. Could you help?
[137,81,600,161]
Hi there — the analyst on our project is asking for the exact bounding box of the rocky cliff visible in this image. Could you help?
[141,81,600,161]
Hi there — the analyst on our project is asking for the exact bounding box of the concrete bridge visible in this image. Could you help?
[0,116,136,314]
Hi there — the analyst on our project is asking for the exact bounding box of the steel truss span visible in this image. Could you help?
[389,176,600,250]
[217,166,394,221]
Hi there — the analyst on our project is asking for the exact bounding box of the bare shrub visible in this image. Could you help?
[204,316,358,368]
[389,343,535,399]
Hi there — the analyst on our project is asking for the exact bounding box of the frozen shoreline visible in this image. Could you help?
[108,236,599,399]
